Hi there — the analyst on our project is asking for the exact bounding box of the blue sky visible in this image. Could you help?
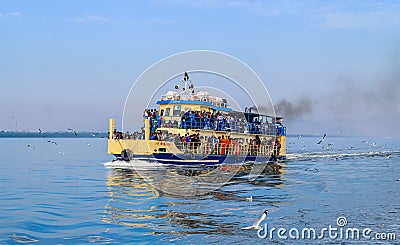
[1,0,400,136]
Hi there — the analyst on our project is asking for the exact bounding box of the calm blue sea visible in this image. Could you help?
[0,136,399,244]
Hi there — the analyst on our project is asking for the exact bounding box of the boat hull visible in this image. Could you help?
[113,153,285,165]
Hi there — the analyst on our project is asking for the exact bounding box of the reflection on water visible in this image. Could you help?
[102,164,286,235]
[103,169,160,228]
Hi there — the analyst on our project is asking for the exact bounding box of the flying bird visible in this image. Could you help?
[317,134,326,144]
[38,129,45,137]
[322,143,333,149]
[241,210,268,230]
[57,151,67,155]
[68,128,77,136]
[47,140,58,145]
[27,144,36,150]
[245,196,253,202]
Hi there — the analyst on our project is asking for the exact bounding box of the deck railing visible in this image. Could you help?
[148,117,286,136]
[173,141,275,156]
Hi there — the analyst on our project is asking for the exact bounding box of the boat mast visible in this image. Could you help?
[182,72,194,100]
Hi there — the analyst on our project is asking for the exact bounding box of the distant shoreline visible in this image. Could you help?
[0,131,353,139]
[0,131,108,138]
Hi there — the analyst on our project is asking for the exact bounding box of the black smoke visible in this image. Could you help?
[274,98,314,119]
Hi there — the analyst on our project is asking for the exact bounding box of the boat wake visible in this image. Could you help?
[104,159,164,170]
[287,149,398,162]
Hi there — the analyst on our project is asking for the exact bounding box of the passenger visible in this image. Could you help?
[174,133,182,148]
[274,138,281,156]
[184,134,190,152]
[227,136,232,154]
[216,136,221,154]
[220,135,227,155]
[255,135,261,155]
[199,135,205,154]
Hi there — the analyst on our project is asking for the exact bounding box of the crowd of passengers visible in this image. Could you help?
[112,128,281,156]
[143,109,277,134]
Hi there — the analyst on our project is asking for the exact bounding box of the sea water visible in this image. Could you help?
[0,136,399,244]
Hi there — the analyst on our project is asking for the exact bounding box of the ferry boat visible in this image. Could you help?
[107,73,286,165]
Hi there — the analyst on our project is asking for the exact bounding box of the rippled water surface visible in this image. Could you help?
[0,136,399,244]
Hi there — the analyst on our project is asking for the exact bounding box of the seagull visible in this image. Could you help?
[245,196,253,202]
[348,146,355,149]
[322,143,333,149]
[68,128,77,136]
[370,142,377,147]
[361,140,368,143]
[57,151,67,155]
[317,134,326,144]
[241,210,268,230]
[38,128,45,138]
[91,133,99,137]
[47,140,58,145]
[27,144,36,150]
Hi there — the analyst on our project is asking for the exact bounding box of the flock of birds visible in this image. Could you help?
[25,127,100,155]
[241,133,395,232]
[287,133,391,158]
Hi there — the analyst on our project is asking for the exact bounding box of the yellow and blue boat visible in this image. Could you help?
[107,73,286,165]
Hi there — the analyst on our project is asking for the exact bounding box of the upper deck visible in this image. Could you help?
[145,89,286,137]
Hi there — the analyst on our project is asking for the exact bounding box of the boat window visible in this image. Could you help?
[160,109,164,116]
[173,105,181,116]
[165,108,170,116]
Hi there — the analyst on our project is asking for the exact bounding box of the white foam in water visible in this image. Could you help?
[103,159,164,170]
[287,149,398,161]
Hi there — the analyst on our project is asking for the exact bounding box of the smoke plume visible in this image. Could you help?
[274,98,314,119]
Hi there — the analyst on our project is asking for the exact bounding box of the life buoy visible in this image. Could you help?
[121,149,133,161]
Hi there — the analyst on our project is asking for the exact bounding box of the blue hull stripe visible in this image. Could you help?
[114,153,285,165]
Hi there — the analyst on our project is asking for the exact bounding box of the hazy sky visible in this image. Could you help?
[1,0,399,136]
